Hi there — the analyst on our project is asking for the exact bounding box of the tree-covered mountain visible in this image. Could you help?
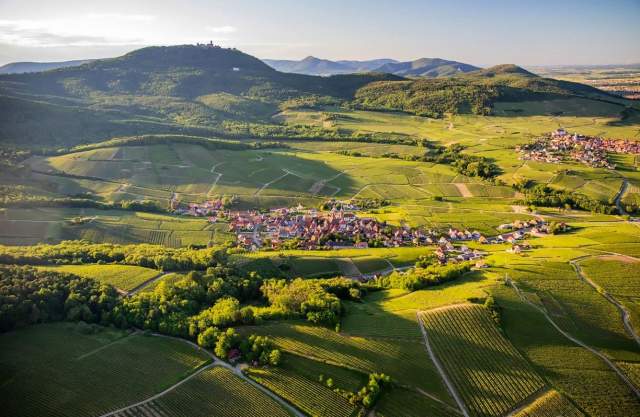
[352,64,620,117]
[0,46,627,148]
[263,56,479,77]
[263,56,397,75]
[373,58,480,77]
[0,59,93,74]
[0,45,400,146]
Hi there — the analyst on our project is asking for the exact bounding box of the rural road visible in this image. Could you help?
[508,277,640,399]
[98,333,305,417]
[126,272,172,296]
[417,312,471,417]
[570,257,640,348]
[614,179,629,215]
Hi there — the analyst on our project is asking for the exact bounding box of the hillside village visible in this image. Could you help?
[517,128,640,168]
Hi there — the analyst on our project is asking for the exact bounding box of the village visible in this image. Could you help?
[517,128,640,168]
[173,198,563,265]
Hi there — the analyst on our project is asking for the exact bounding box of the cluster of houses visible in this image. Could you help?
[172,199,225,217]
[517,129,640,169]
[229,207,433,250]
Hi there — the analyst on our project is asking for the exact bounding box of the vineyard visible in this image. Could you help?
[419,304,546,417]
[376,387,462,417]
[240,322,454,403]
[492,285,640,417]
[0,323,210,417]
[247,366,360,417]
[36,264,160,291]
[113,367,293,417]
[512,390,584,417]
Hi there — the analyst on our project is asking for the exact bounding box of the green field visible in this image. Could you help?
[419,304,546,417]
[114,366,293,417]
[37,263,160,291]
[0,323,210,417]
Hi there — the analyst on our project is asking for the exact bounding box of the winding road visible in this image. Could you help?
[570,257,640,348]
[507,277,640,399]
[614,179,630,215]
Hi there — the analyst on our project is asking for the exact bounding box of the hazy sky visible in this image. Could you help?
[0,0,639,66]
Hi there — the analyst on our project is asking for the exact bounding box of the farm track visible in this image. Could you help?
[570,257,640,348]
[614,179,630,215]
[126,272,171,296]
[254,170,290,196]
[416,312,470,417]
[100,333,306,417]
[508,277,640,399]
[76,331,139,360]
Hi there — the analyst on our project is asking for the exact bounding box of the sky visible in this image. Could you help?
[0,0,639,67]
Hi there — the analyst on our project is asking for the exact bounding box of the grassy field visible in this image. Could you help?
[36,263,160,291]
[419,304,546,417]
[0,322,210,417]
[114,366,293,417]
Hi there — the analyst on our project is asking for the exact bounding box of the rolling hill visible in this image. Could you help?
[263,56,479,77]
[373,57,480,77]
[263,56,398,75]
[352,64,623,117]
[0,59,93,74]
[0,45,630,147]
[0,45,400,146]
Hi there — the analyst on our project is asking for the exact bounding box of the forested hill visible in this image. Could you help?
[352,64,621,117]
[0,45,627,147]
[374,58,480,77]
[0,45,400,100]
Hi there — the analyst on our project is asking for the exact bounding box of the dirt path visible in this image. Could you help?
[571,257,640,348]
[255,170,290,196]
[99,364,216,417]
[417,313,470,417]
[453,183,473,197]
[126,272,171,296]
[100,334,305,417]
[505,388,549,417]
[309,172,344,196]
[76,331,139,361]
[508,277,640,399]
[614,179,629,215]
[336,258,363,279]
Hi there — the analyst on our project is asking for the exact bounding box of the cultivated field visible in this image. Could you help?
[0,323,210,417]
[36,263,160,291]
[419,304,546,417]
[113,366,293,417]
